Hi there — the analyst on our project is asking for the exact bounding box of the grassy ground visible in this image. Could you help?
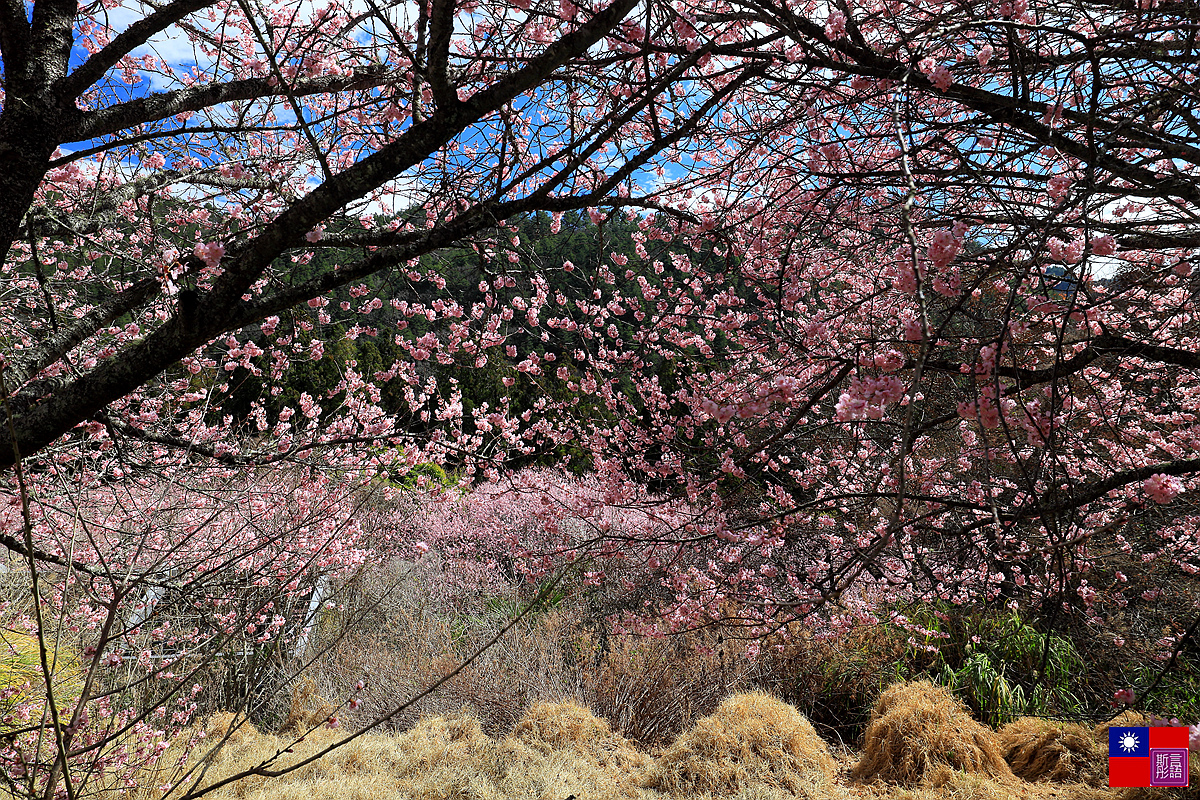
[139,684,1196,800]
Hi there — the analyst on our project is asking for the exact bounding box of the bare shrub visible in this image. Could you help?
[301,556,763,744]
[575,629,762,746]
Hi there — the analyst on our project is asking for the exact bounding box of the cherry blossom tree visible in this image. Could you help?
[0,0,762,466]
[0,0,759,794]
[647,0,1200,642]
[534,0,1200,708]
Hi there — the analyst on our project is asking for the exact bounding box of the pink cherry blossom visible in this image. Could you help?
[1047,174,1073,203]
[1092,235,1116,256]
[194,241,225,268]
[825,10,846,39]
[1144,473,1184,504]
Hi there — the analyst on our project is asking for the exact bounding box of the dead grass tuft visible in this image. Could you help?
[177,714,502,800]
[116,700,1142,800]
[886,765,1108,800]
[1091,710,1150,741]
[642,691,836,797]
[280,677,335,734]
[997,717,1105,786]
[507,700,615,754]
[385,714,507,798]
[390,714,501,775]
[501,700,652,799]
[204,712,260,746]
[850,681,1014,786]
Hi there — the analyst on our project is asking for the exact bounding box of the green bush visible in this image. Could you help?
[763,607,1088,740]
[762,624,911,742]
[395,461,453,492]
[1127,657,1200,726]
[932,612,1083,726]
[895,608,1084,727]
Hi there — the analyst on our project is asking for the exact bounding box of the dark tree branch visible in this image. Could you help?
[0,0,30,75]
[58,0,218,98]
[0,0,640,465]
[424,0,457,108]
[70,67,395,141]
[3,278,161,392]
[922,331,1200,391]
[1019,457,1200,519]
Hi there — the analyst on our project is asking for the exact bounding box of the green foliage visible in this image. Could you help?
[774,607,1092,742]
[938,653,1028,729]
[478,578,570,622]
[393,461,453,493]
[1128,656,1200,726]
[0,631,43,720]
[900,609,1084,727]
[442,578,575,655]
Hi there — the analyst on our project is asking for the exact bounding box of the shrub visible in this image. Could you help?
[756,607,1088,743]
[759,622,910,744]
[902,608,1085,727]
[576,630,757,747]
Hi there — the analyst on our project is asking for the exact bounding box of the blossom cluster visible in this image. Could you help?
[835,376,905,421]
[1144,473,1184,504]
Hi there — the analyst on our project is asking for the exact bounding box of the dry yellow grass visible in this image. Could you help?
[500,700,652,799]
[642,691,836,798]
[885,768,1114,800]
[506,699,618,754]
[851,681,1015,786]
[0,628,84,728]
[204,712,261,746]
[280,677,336,735]
[1093,711,1152,741]
[114,689,1192,800]
[998,717,1105,786]
[140,707,654,800]
[167,713,503,800]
